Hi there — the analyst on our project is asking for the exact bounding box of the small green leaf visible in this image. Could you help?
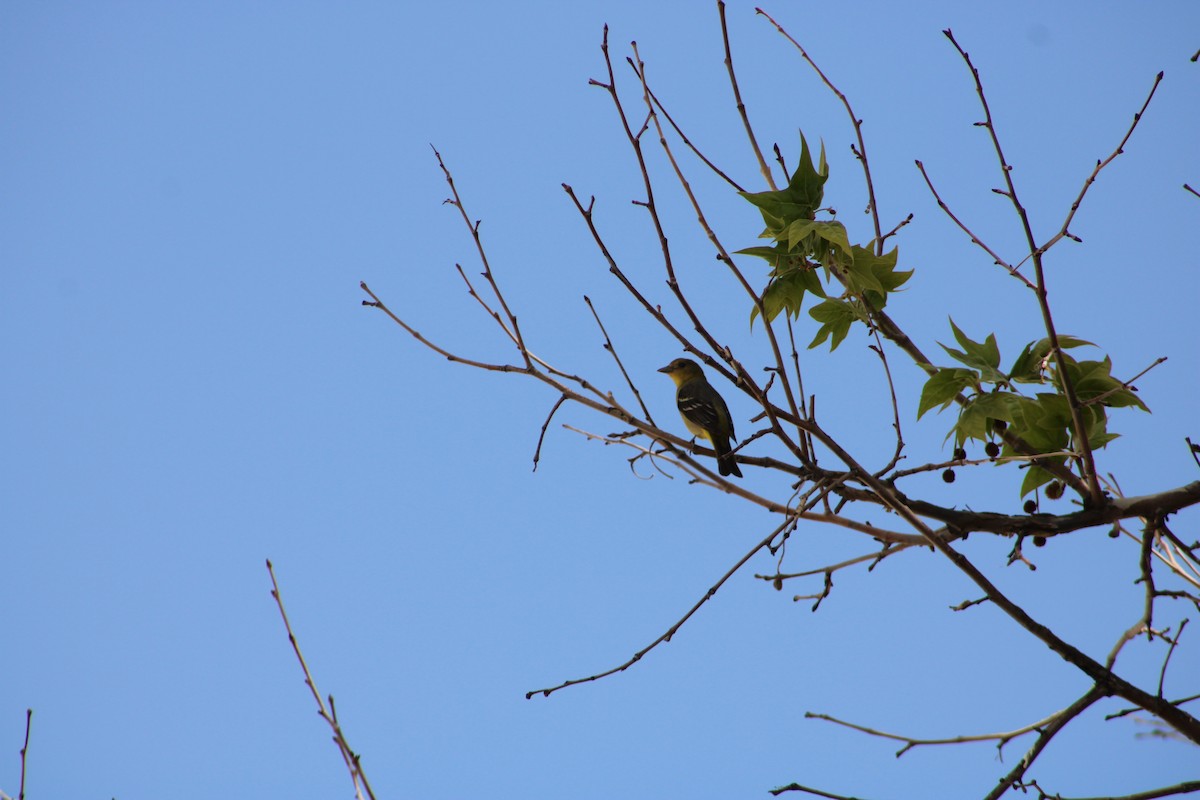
[738,131,829,230]
[851,245,910,309]
[917,367,978,419]
[734,245,787,260]
[952,402,992,447]
[1020,460,1064,497]
[940,318,1005,384]
[735,243,814,277]
[948,391,1021,447]
[786,132,828,215]
[1009,342,1044,383]
[810,220,853,264]
[1011,393,1072,453]
[1101,388,1149,411]
[951,318,1001,368]
[807,299,857,351]
[1068,357,1151,412]
[752,268,821,326]
[1010,335,1095,383]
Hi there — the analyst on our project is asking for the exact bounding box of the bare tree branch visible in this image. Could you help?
[719,1,777,190]
[914,158,1035,289]
[0,708,33,800]
[525,518,795,698]
[982,685,1106,800]
[771,782,878,799]
[1038,72,1163,256]
[805,700,1080,759]
[1026,779,1200,800]
[267,559,376,800]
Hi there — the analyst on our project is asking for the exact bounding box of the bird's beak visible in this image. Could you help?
[657,364,672,373]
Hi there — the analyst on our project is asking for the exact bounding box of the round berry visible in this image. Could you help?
[953,447,967,461]
[1033,535,1046,547]
[1023,500,1037,514]
[942,468,956,483]
[985,441,1000,459]
[1044,481,1064,500]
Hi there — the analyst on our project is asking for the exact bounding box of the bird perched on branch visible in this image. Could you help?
[657,357,743,478]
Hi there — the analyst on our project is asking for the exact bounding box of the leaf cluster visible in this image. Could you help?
[918,321,1149,495]
[738,133,911,350]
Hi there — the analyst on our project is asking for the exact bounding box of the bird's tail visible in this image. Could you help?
[713,437,743,478]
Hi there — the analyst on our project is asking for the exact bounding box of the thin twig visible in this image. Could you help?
[559,423,873,527]
[1038,72,1164,256]
[1157,618,1188,698]
[914,159,1034,288]
[879,212,913,246]
[526,517,796,698]
[641,80,746,192]
[771,782,879,799]
[361,281,517,373]
[981,685,1107,800]
[532,395,567,471]
[867,330,906,476]
[758,542,917,586]
[18,708,31,800]
[1080,356,1167,407]
[432,145,532,370]
[583,295,655,423]
[806,699,1078,759]
[266,559,376,800]
[951,596,990,612]
[719,1,777,190]
[782,316,814,462]
[1107,692,1200,721]
[1107,515,1163,668]
[453,263,517,345]
[1042,781,1200,800]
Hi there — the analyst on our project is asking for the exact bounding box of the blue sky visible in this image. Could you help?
[3,2,1199,797]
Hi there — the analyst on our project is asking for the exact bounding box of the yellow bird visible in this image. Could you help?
[657,358,743,478]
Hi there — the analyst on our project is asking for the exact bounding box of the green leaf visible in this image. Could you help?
[1009,342,1044,383]
[1010,335,1096,383]
[1068,357,1151,412]
[845,255,885,296]
[809,220,854,265]
[970,391,1021,423]
[752,268,822,326]
[1020,460,1064,497]
[807,299,857,351]
[849,245,910,310]
[734,245,788,260]
[939,318,1005,384]
[951,402,992,447]
[1100,388,1149,411]
[735,243,812,276]
[1010,393,1072,453]
[1082,404,1120,449]
[738,132,829,231]
[787,131,828,215]
[917,367,978,419]
[948,391,1022,447]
